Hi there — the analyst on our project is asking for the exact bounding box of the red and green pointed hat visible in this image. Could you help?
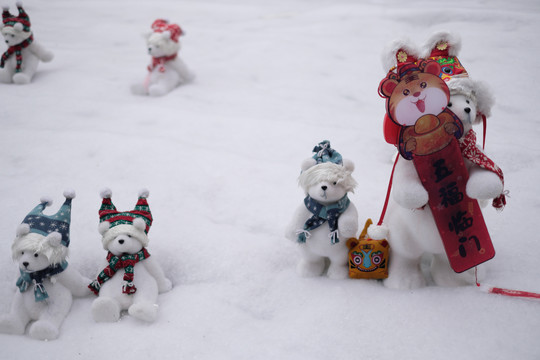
[98,188,153,248]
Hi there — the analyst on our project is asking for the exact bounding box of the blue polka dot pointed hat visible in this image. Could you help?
[21,190,75,247]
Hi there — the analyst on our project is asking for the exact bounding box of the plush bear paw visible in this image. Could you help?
[29,320,59,340]
[0,314,26,335]
[148,85,168,97]
[91,297,121,323]
[296,259,325,277]
[41,50,54,63]
[158,278,173,293]
[12,73,31,85]
[393,183,429,209]
[128,302,158,322]
[130,83,147,96]
[326,263,348,280]
[466,169,503,200]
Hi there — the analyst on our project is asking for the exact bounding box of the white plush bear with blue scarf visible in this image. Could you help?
[286,141,359,279]
[0,191,90,340]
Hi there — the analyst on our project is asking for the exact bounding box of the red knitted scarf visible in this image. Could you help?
[0,35,33,73]
[459,129,506,210]
[88,248,151,295]
[147,54,177,73]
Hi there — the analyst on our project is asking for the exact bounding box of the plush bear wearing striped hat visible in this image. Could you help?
[0,190,90,341]
[89,188,172,323]
[131,18,194,97]
[0,2,53,84]
[285,141,359,279]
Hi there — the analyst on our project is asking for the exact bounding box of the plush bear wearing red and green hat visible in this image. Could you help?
[89,188,172,323]
[0,2,53,84]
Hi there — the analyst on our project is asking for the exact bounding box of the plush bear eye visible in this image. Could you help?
[403,89,410,96]
[333,181,337,185]
[420,82,427,89]
[127,234,132,238]
[21,251,24,255]
[466,100,470,104]
[447,102,452,107]
[34,253,39,258]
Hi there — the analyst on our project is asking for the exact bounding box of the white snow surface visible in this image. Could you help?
[1,0,539,359]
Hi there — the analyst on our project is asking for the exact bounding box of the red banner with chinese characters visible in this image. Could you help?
[413,138,495,273]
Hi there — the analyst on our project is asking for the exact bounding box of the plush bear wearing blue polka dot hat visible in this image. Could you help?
[285,141,359,279]
[0,190,90,341]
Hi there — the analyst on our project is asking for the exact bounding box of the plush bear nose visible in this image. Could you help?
[321,185,328,191]
[23,262,29,268]
[464,107,471,114]
[118,239,125,244]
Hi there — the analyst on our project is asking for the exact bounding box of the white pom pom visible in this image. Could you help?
[16,1,24,7]
[46,232,62,247]
[138,188,149,198]
[40,196,53,207]
[13,23,23,32]
[367,224,389,240]
[63,189,76,199]
[133,217,146,231]
[98,221,110,235]
[16,223,30,237]
[100,188,112,199]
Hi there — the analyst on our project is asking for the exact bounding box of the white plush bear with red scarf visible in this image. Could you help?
[0,191,90,340]
[0,2,53,84]
[285,141,359,279]
[89,189,172,323]
[131,19,194,97]
[369,33,505,289]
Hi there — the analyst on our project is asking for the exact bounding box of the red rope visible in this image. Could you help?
[377,153,399,226]
[475,267,540,300]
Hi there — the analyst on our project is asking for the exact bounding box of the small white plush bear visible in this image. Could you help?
[285,141,359,279]
[0,2,53,84]
[131,19,194,97]
[89,189,172,323]
[369,33,505,289]
[0,190,90,340]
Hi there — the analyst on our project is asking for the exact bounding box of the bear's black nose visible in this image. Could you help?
[23,262,29,267]
[321,185,328,191]
[464,107,471,114]
[118,239,124,245]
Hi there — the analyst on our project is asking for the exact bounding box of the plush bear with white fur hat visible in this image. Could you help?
[0,2,53,84]
[0,190,90,340]
[89,188,172,323]
[285,141,359,279]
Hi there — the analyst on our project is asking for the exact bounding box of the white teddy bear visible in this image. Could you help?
[131,19,194,97]
[0,191,90,340]
[370,33,505,289]
[286,141,359,279]
[0,2,53,84]
[89,189,172,323]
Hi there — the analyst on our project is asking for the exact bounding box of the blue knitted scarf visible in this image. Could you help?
[16,260,68,302]
[297,194,350,244]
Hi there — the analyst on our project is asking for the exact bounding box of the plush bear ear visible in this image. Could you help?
[301,158,317,172]
[379,77,399,98]
[16,223,30,237]
[45,232,62,247]
[133,217,146,232]
[342,159,355,172]
[422,60,441,76]
[98,221,110,235]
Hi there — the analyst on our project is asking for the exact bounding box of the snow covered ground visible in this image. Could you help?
[1,0,539,359]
